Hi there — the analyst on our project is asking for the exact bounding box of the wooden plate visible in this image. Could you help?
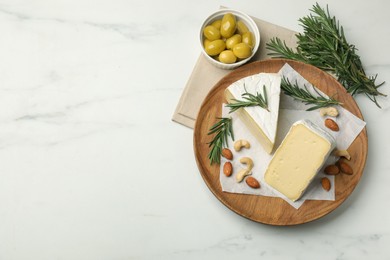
[193,59,367,225]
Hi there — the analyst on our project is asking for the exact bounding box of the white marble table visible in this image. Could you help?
[0,0,389,259]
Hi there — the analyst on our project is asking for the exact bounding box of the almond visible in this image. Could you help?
[337,160,353,175]
[245,177,260,189]
[324,164,340,175]
[221,148,233,160]
[223,162,233,177]
[321,177,331,191]
[325,118,339,132]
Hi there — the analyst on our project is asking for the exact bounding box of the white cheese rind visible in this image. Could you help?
[225,73,281,154]
[264,119,336,201]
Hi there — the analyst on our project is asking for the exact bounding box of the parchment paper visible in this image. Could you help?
[220,63,366,209]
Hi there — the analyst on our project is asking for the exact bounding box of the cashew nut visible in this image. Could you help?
[239,157,254,171]
[235,157,254,183]
[333,149,351,160]
[236,169,251,183]
[234,139,251,152]
[319,107,339,117]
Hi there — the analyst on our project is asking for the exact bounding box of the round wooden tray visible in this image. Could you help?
[193,59,367,225]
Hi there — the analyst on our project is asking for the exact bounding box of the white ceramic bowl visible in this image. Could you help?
[199,9,260,70]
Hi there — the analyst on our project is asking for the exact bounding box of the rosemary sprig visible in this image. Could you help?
[226,85,269,113]
[207,117,234,165]
[266,3,386,108]
[281,77,342,111]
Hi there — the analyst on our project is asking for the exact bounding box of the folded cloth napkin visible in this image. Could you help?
[172,16,298,128]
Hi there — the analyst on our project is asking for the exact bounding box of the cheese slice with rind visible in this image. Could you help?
[225,73,282,154]
[264,120,336,201]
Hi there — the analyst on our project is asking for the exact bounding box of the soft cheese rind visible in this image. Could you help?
[225,73,281,154]
[264,119,336,201]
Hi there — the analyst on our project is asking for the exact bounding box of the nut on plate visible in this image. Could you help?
[321,177,331,191]
[246,177,260,189]
[337,160,353,175]
[333,149,351,160]
[320,107,339,117]
[324,164,340,175]
[236,156,254,182]
[325,118,339,131]
[239,157,254,171]
[234,139,251,151]
[223,162,233,177]
[236,169,251,183]
[221,148,233,160]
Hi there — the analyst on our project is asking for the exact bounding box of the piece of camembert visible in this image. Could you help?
[225,73,282,154]
[264,119,336,201]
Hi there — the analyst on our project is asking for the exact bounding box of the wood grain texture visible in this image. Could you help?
[193,59,367,226]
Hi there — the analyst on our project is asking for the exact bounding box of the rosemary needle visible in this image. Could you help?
[207,117,234,165]
[226,85,269,113]
[281,77,342,111]
[266,3,385,108]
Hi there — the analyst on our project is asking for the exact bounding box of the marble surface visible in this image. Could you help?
[0,0,389,259]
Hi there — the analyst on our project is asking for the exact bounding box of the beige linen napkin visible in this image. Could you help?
[172,16,298,128]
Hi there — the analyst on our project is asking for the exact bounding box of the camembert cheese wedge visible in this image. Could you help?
[225,73,281,154]
[264,120,336,201]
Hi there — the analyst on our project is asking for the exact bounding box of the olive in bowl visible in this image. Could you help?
[199,9,260,70]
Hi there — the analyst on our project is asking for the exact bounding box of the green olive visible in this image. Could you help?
[236,20,249,34]
[219,50,237,64]
[232,42,251,59]
[226,34,242,50]
[205,39,226,56]
[211,19,222,30]
[220,13,236,38]
[242,32,255,49]
[203,25,221,41]
[204,39,211,48]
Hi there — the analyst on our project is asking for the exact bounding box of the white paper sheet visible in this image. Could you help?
[220,63,366,209]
